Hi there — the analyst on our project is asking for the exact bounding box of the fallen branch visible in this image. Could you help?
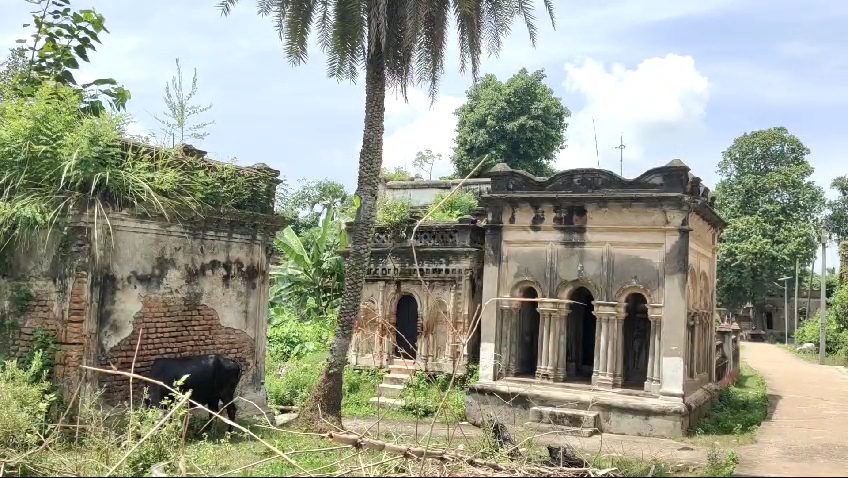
[323,431,616,476]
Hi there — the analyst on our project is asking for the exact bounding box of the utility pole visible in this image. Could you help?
[793,259,799,343]
[777,276,792,344]
[614,134,626,176]
[820,228,829,364]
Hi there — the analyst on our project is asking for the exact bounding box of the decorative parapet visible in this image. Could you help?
[368,221,485,249]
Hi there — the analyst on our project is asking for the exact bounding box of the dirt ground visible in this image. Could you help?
[733,342,848,477]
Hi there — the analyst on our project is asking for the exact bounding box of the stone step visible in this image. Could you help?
[523,422,597,438]
[377,383,405,398]
[388,364,417,376]
[528,406,601,432]
[368,397,404,409]
[382,373,412,386]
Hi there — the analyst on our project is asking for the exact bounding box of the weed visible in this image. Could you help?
[691,365,768,442]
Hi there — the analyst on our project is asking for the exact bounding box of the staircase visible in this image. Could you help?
[368,358,416,409]
[522,406,601,437]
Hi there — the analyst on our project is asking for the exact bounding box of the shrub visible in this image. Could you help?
[267,308,333,363]
[795,309,848,359]
[0,351,56,455]
[265,353,383,413]
[692,365,768,436]
[426,192,478,221]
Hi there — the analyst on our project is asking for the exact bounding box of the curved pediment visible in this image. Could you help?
[486,162,692,194]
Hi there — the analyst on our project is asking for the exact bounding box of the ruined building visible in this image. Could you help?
[0,143,285,409]
[349,160,737,437]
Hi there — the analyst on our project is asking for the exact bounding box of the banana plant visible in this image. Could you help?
[271,204,347,319]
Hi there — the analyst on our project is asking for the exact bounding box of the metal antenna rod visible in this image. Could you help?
[592,117,600,168]
[614,133,626,176]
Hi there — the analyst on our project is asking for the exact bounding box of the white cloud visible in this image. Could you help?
[557,54,710,175]
[382,89,465,179]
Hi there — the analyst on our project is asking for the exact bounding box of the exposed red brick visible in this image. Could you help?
[98,294,255,404]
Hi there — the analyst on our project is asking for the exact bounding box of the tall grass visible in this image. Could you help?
[0,83,271,253]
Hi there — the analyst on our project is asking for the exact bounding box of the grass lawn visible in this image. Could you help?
[266,352,468,424]
[685,364,769,447]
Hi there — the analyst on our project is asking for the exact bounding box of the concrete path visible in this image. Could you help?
[735,342,848,477]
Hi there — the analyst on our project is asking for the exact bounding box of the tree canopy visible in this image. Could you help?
[827,176,848,243]
[714,126,825,310]
[451,68,570,177]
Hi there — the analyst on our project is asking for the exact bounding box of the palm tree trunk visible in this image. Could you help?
[294,37,385,432]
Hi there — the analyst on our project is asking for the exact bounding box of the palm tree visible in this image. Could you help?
[219,0,556,431]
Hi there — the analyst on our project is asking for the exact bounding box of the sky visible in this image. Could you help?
[1,0,845,271]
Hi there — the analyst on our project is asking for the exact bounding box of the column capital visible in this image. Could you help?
[648,304,663,321]
[592,300,618,318]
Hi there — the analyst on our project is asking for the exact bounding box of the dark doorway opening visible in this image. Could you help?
[567,287,596,379]
[766,311,774,330]
[623,293,650,387]
[516,287,540,376]
[395,295,418,359]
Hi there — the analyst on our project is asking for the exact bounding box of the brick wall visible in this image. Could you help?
[5,279,88,389]
[99,294,255,404]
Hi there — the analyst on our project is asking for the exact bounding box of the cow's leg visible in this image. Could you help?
[221,392,237,433]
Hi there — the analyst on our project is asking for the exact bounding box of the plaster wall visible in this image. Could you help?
[94,213,272,403]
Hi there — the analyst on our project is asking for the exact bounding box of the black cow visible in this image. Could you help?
[146,354,241,432]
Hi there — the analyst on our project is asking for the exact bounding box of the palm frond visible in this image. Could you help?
[230,0,556,99]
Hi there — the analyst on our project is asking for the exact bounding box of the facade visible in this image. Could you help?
[0,146,284,411]
[352,160,735,437]
[348,220,484,375]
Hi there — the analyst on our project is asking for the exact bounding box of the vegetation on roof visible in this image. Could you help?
[0,83,277,253]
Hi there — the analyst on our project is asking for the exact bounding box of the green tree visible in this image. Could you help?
[452,68,570,177]
[826,176,848,243]
[715,127,825,325]
[11,0,130,114]
[277,179,352,234]
[0,47,29,102]
[272,204,347,320]
[412,149,441,180]
[154,58,214,146]
[219,0,556,431]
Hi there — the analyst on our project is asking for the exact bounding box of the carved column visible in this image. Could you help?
[611,303,626,387]
[536,306,557,380]
[645,304,663,392]
[553,304,569,382]
[497,304,513,378]
[592,301,617,388]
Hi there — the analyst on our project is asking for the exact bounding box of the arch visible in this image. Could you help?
[614,284,654,305]
[556,280,600,303]
[384,286,426,318]
[510,279,544,299]
[687,267,698,309]
[355,299,381,357]
[565,286,597,379]
[622,292,650,387]
[428,298,450,361]
[395,294,419,359]
[515,286,541,376]
[699,271,711,310]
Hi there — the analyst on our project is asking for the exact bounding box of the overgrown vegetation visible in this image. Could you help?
[266,351,468,423]
[690,365,769,444]
[0,83,276,253]
[426,192,479,221]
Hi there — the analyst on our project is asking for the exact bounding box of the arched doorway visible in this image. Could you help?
[516,287,540,376]
[623,293,650,387]
[395,295,418,359]
[567,287,596,379]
